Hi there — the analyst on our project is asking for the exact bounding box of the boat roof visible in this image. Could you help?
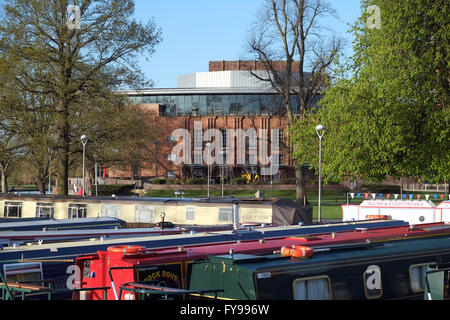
[0,194,278,206]
[204,235,450,272]
[0,220,408,257]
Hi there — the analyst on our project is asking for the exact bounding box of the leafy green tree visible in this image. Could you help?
[291,0,449,186]
[0,0,161,195]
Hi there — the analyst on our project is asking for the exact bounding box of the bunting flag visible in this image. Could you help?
[350,193,355,199]
[365,193,369,199]
[372,193,376,199]
[402,194,407,200]
[379,194,383,199]
[408,194,413,200]
[387,194,391,199]
[441,194,444,200]
[394,194,399,200]
[425,194,430,200]
[417,194,421,200]
[434,194,438,200]
[357,193,361,199]
[77,188,83,196]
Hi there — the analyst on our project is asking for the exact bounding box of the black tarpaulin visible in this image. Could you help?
[271,199,313,225]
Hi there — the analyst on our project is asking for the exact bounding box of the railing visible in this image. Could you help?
[403,183,449,193]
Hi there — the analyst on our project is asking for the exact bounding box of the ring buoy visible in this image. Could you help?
[107,245,146,255]
[280,245,314,259]
[366,215,388,220]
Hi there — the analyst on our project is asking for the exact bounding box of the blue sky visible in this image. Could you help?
[133,0,363,88]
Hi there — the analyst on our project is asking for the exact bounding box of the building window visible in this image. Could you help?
[167,171,177,179]
[35,203,54,218]
[4,202,23,218]
[293,276,331,300]
[186,207,195,221]
[218,208,233,222]
[363,265,383,299]
[68,204,87,219]
[410,263,436,293]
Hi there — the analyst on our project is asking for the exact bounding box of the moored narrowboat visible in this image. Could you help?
[187,236,450,300]
[72,222,450,300]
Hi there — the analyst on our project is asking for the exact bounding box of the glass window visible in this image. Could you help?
[36,203,54,218]
[410,263,436,293]
[186,207,195,221]
[218,208,232,222]
[68,204,87,219]
[4,202,22,218]
[293,276,331,300]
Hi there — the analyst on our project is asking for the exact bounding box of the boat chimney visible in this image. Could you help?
[232,201,240,230]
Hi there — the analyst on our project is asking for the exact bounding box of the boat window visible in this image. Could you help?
[410,262,437,293]
[3,262,43,283]
[293,276,331,300]
[36,203,54,218]
[4,202,23,218]
[68,204,88,219]
[363,265,383,299]
[218,208,233,222]
[186,207,195,221]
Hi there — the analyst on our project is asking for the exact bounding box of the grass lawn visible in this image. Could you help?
[144,188,363,221]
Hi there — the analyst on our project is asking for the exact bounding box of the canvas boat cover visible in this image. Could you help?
[271,199,313,225]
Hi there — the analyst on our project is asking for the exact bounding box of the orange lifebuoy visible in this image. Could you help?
[280,245,314,259]
[107,245,146,255]
[366,215,388,220]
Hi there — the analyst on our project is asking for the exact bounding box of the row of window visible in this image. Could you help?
[4,202,87,219]
[3,202,235,222]
[292,263,435,300]
[128,94,320,116]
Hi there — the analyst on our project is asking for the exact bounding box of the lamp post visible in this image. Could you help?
[81,135,89,196]
[315,125,326,223]
[206,143,211,198]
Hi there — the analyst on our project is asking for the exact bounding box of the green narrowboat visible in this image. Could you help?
[187,236,450,300]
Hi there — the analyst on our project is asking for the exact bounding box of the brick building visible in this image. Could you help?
[108,61,318,184]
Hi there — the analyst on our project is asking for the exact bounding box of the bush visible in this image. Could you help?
[230,177,247,185]
[361,184,401,194]
[165,179,180,185]
[185,178,207,185]
[97,184,135,196]
[152,178,167,185]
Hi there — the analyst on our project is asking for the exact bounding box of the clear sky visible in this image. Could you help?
[133,0,363,88]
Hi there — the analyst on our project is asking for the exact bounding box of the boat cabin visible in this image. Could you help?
[0,194,312,226]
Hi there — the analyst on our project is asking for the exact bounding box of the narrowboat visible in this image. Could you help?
[0,194,312,226]
[0,219,408,298]
[71,222,450,300]
[342,199,450,225]
[186,236,450,300]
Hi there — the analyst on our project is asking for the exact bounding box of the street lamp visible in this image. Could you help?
[315,125,326,223]
[81,135,89,196]
[206,143,211,198]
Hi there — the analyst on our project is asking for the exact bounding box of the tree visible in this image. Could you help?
[246,0,342,204]
[295,0,449,186]
[0,0,161,195]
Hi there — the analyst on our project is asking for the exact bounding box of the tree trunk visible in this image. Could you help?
[294,162,307,205]
[0,162,9,193]
[1,170,7,193]
[37,179,45,195]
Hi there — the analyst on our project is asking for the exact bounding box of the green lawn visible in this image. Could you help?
[144,189,362,221]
